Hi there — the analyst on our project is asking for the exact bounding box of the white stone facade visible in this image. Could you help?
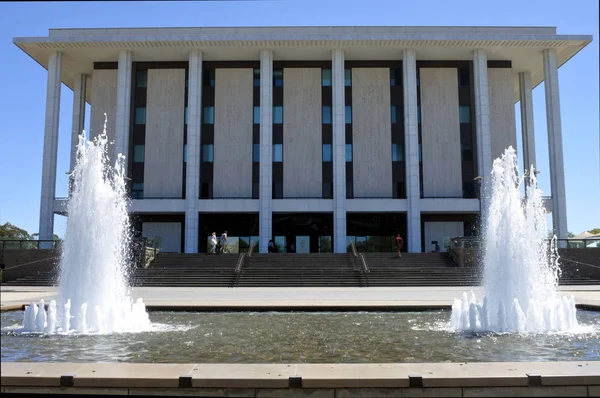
[21,26,591,248]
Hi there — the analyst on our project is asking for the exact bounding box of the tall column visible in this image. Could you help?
[543,49,568,240]
[402,49,422,253]
[519,71,537,194]
[70,74,87,173]
[114,50,132,167]
[332,49,347,253]
[259,49,273,253]
[473,49,492,220]
[38,51,62,241]
[185,50,203,253]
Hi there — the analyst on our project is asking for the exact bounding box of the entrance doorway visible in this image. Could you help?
[272,213,333,253]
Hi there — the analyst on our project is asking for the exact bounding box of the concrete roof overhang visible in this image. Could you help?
[13,26,593,103]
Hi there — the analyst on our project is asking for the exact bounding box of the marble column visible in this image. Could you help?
[114,50,132,168]
[70,74,87,173]
[473,49,492,221]
[184,50,202,253]
[402,49,422,253]
[259,49,273,253]
[543,49,568,240]
[39,51,62,241]
[332,49,347,253]
[519,71,537,194]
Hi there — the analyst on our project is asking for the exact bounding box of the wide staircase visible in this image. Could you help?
[237,253,362,287]
[130,253,239,287]
[3,252,599,287]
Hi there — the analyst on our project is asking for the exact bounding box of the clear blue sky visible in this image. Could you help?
[0,0,598,238]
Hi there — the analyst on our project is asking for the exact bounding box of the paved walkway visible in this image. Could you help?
[2,285,599,311]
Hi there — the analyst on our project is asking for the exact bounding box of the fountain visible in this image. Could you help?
[450,146,578,333]
[22,116,151,334]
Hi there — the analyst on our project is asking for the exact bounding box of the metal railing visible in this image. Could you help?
[0,240,61,250]
[230,253,246,288]
[450,236,600,250]
[350,241,369,287]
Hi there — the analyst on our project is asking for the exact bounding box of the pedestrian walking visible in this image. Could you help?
[395,234,404,258]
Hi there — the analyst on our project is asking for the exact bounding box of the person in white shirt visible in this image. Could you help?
[220,231,228,254]
[210,232,218,254]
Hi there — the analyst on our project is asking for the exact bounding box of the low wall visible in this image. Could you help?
[1,361,598,397]
[1,250,59,283]
[449,247,600,274]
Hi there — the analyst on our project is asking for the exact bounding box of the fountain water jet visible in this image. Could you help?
[22,116,151,334]
[450,146,578,333]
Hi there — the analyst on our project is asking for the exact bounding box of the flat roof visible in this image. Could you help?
[13,26,593,103]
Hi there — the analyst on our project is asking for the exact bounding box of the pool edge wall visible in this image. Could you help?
[1,361,599,397]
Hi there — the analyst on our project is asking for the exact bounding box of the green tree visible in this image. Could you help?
[588,228,600,235]
[0,222,32,240]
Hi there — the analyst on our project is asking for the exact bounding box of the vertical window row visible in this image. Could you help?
[345,68,354,199]
[458,67,476,198]
[321,67,333,199]
[272,68,284,199]
[390,66,406,199]
[252,68,260,199]
[182,69,189,198]
[200,68,215,199]
[417,67,424,198]
[130,66,147,199]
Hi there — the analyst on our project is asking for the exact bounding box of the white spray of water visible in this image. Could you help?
[23,116,151,334]
[450,146,578,333]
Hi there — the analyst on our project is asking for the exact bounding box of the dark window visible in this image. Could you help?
[322,69,332,86]
[273,182,283,199]
[184,107,188,125]
[253,68,260,87]
[346,182,353,199]
[200,182,211,199]
[346,144,353,162]
[136,70,147,88]
[459,106,471,123]
[133,145,145,163]
[203,107,214,125]
[253,106,260,124]
[345,69,352,86]
[273,106,283,124]
[322,182,333,199]
[273,144,283,162]
[253,144,260,162]
[203,69,215,87]
[322,144,332,162]
[273,69,283,87]
[390,68,402,87]
[391,105,397,124]
[345,106,352,124]
[131,183,144,199]
[202,144,214,162]
[392,144,404,162]
[134,107,146,125]
[322,106,332,124]
[461,143,473,162]
[183,144,187,163]
[458,68,470,87]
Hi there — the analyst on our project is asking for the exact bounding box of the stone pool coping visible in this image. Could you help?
[2,285,599,312]
[1,362,599,397]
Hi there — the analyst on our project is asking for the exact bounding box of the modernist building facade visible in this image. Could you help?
[14,26,591,253]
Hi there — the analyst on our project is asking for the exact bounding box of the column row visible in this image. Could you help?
[40,48,569,248]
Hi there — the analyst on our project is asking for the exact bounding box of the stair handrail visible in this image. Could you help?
[230,253,246,288]
[359,253,369,287]
[247,241,255,258]
[350,240,358,257]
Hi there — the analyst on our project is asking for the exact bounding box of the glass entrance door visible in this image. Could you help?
[295,236,310,253]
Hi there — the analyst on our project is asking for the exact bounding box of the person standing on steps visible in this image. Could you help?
[209,232,218,254]
[395,234,404,258]
[268,239,275,253]
[220,231,228,254]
